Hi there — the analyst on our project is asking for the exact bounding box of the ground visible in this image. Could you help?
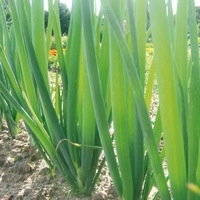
[0,121,118,200]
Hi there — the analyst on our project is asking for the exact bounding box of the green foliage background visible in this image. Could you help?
[45,1,71,35]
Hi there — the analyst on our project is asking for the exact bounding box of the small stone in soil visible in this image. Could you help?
[2,194,14,200]
[14,155,23,162]
[0,158,6,166]
[16,162,32,174]
[16,195,23,200]
[1,173,10,182]
[23,188,32,196]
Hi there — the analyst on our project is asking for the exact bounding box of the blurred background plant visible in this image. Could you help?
[48,34,67,70]
[45,1,71,35]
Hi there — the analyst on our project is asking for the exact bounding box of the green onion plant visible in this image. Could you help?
[0,5,19,138]
[0,0,106,195]
[0,67,19,138]
[82,0,200,199]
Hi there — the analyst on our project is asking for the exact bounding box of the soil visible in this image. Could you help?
[0,121,118,200]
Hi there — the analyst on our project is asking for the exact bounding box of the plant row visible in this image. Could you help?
[0,0,200,199]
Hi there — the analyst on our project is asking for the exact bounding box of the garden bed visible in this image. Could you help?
[0,121,118,200]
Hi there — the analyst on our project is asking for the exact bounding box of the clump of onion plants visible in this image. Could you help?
[81,0,200,199]
[0,0,106,195]
[0,0,200,199]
